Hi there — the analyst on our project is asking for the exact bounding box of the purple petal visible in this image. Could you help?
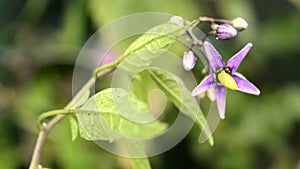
[232,74,260,95]
[182,51,196,71]
[215,86,226,119]
[226,43,252,73]
[203,41,225,72]
[191,74,215,96]
[216,24,238,40]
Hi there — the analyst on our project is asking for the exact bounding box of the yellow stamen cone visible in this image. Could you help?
[217,70,238,90]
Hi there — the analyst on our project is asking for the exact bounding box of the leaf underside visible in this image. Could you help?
[76,88,167,142]
[118,22,189,75]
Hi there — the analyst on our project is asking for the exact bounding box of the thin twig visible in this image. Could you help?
[37,109,76,129]
[198,16,230,24]
[185,20,211,72]
[29,67,116,169]
[186,20,203,47]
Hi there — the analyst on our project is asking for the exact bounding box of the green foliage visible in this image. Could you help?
[126,141,151,169]
[114,19,213,146]
[131,158,151,169]
[76,88,167,141]
[117,22,190,75]
[1,0,300,168]
[68,115,78,141]
[147,68,214,145]
[68,89,90,141]
[75,88,164,169]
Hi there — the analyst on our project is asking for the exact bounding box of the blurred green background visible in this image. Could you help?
[0,0,299,168]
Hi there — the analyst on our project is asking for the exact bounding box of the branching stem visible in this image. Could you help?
[29,17,216,169]
[29,64,116,169]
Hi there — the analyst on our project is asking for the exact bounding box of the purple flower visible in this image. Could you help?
[182,50,196,71]
[191,41,260,119]
[215,24,237,40]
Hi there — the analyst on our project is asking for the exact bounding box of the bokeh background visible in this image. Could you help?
[0,0,299,169]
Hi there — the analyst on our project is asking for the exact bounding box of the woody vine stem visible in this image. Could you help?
[29,65,116,169]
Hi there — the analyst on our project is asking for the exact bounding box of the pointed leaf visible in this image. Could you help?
[68,115,79,141]
[76,88,167,141]
[73,89,90,108]
[118,22,190,75]
[147,68,214,145]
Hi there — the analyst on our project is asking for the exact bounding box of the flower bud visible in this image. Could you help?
[215,23,238,40]
[231,17,248,31]
[182,51,196,71]
[170,16,184,27]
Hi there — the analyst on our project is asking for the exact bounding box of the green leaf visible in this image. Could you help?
[147,68,214,145]
[129,71,153,103]
[124,140,151,169]
[76,88,168,141]
[131,158,151,169]
[73,89,90,108]
[68,115,78,141]
[117,22,189,75]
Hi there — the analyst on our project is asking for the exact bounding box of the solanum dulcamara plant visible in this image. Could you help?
[182,16,260,119]
[29,15,260,169]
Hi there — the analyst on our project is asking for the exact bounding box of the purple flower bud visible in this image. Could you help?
[215,23,238,40]
[182,51,196,71]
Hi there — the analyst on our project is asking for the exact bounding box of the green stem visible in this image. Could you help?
[186,20,203,47]
[37,109,76,129]
[93,60,119,77]
[29,64,116,169]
